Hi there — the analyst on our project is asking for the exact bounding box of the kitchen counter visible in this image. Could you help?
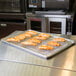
[0,31,76,76]
[0,61,76,76]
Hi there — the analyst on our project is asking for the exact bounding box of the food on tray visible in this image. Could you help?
[6,32,33,42]
[39,45,54,50]
[6,34,26,42]
[27,38,42,43]
[33,36,47,40]
[38,33,51,38]
[33,33,51,40]
[47,41,61,46]
[53,38,66,42]
[25,30,38,35]
[24,33,32,38]
[6,37,20,42]
[14,34,26,40]
[21,41,37,46]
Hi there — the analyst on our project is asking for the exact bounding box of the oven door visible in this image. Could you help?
[27,16,48,32]
[48,17,66,34]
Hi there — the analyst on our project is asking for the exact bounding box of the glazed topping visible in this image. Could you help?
[33,36,47,40]
[6,37,20,42]
[47,41,61,46]
[21,41,37,46]
[38,33,51,38]
[39,45,54,50]
[53,38,66,42]
[27,38,42,43]
[24,33,32,38]
[25,30,38,35]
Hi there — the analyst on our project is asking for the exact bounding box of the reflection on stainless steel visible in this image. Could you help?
[70,36,76,44]
[60,69,73,76]
[60,47,75,76]
[52,44,76,71]
[50,68,76,76]
[1,61,76,76]
[62,46,75,69]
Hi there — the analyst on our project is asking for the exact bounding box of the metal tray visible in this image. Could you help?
[1,30,75,59]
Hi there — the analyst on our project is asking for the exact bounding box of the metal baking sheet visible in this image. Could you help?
[1,30,75,59]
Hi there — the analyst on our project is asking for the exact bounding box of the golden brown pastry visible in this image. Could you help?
[53,38,66,42]
[33,36,47,40]
[21,41,37,46]
[27,38,42,43]
[25,30,38,35]
[47,41,61,46]
[14,34,26,40]
[6,34,26,42]
[24,33,32,38]
[39,45,54,50]
[6,32,33,42]
[6,37,20,42]
[38,33,51,38]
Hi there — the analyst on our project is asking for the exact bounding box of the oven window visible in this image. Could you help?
[31,21,41,32]
[50,22,61,34]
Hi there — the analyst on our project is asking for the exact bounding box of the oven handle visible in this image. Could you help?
[0,24,7,27]
[67,18,73,35]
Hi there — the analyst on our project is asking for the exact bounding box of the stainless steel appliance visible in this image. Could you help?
[26,12,73,35]
[46,14,73,34]
[0,0,26,13]
[28,0,75,11]
[0,0,27,39]
[26,13,48,32]
[28,0,42,8]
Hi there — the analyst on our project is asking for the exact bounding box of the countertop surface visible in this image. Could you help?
[0,31,76,76]
[0,61,76,76]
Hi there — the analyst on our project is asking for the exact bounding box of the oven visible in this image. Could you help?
[26,13,73,35]
[0,0,26,13]
[0,22,26,39]
[28,0,75,11]
[26,13,48,32]
[48,17,67,34]
[0,0,27,39]
[46,15,73,35]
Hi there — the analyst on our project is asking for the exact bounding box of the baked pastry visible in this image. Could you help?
[33,36,47,40]
[25,30,38,35]
[39,45,54,50]
[38,33,51,38]
[53,38,66,42]
[14,34,26,40]
[47,41,61,46]
[6,33,26,42]
[27,38,42,43]
[21,41,37,46]
[6,37,20,42]
[24,33,32,38]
